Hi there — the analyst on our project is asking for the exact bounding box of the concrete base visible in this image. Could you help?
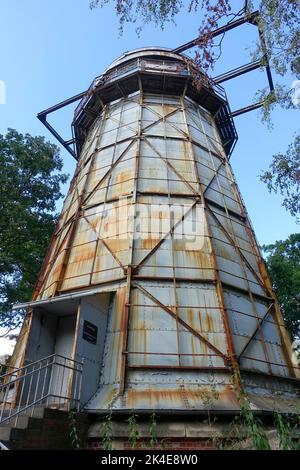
[87,415,300,450]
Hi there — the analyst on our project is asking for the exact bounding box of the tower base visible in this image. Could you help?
[86,413,300,450]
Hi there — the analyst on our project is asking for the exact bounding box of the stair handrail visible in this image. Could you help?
[0,354,84,427]
[0,353,82,380]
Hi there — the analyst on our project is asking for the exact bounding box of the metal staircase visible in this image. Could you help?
[0,354,83,429]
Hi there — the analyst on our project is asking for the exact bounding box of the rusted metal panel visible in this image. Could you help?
[99,287,126,387]
[12,49,298,417]
[86,369,240,412]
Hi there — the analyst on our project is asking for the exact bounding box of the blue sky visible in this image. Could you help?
[0,0,299,251]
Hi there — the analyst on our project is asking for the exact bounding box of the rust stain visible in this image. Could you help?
[187,308,195,331]
[125,385,239,410]
[198,308,203,333]
[142,238,161,250]
[205,313,213,333]
[115,170,132,185]
[72,247,95,263]
[258,259,272,291]
[163,104,176,115]
[113,287,126,332]
[89,218,98,231]
[115,332,123,379]
[190,336,196,365]
[183,141,190,160]
[105,238,130,253]
[103,387,118,409]
[184,250,213,269]
[143,328,147,366]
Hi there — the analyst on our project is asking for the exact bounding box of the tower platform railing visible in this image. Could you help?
[73,56,227,121]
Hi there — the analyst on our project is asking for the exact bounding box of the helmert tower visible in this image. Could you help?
[4,23,299,449]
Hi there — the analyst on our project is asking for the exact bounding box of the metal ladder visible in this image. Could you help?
[0,354,83,428]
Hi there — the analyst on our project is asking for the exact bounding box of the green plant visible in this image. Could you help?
[199,387,219,427]
[101,410,114,450]
[229,374,269,450]
[148,412,158,448]
[68,410,82,449]
[262,233,300,339]
[100,391,119,450]
[127,413,140,448]
[0,129,68,334]
[274,410,300,450]
[239,400,270,450]
[274,412,293,449]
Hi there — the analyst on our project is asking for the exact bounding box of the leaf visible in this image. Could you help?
[0,129,68,332]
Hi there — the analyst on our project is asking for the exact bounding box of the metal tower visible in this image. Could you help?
[2,13,299,449]
[8,46,299,415]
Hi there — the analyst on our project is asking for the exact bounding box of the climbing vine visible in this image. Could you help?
[68,410,82,450]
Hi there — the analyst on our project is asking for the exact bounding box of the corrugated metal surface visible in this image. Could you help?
[13,49,299,414]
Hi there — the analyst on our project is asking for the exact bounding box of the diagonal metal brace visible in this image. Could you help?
[206,205,269,294]
[238,303,274,359]
[135,283,228,363]
[133,200,198,272]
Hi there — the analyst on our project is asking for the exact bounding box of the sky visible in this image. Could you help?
[0,0,299,354]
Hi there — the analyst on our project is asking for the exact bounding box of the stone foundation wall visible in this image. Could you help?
[87,419,233,450]
[9,409,90,450]
[86,416,300,450]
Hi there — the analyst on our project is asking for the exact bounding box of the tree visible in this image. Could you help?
[263,233,300,339]
[89,1,299,76]
[260,134,300,222]
[0,129,68,337]
[90,0,300,218]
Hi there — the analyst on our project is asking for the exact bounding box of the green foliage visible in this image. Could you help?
[274,412,294,450]
[101,410,114,450]
[148,412,158,448]
[68,410,82,449]
[90,0,183,35]
[246,2,300,217]
[249,0,300,79]
[230,376,299,450]
[127,413,140,448]
[0,129,68,336]
[238,399,271,450]
[90,1,299,79]
[100,391,119,450]
[230,406,300,450]
[230,375,271,450]
[263,233,300,339]
[271,411,300,450]
[260,136,300,221]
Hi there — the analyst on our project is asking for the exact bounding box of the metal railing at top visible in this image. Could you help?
[0,354,83,428]
[73,57,227,120]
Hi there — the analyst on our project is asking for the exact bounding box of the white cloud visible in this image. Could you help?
[291,80,300,106]
[0,80,6,105]
[0,329,16,356]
